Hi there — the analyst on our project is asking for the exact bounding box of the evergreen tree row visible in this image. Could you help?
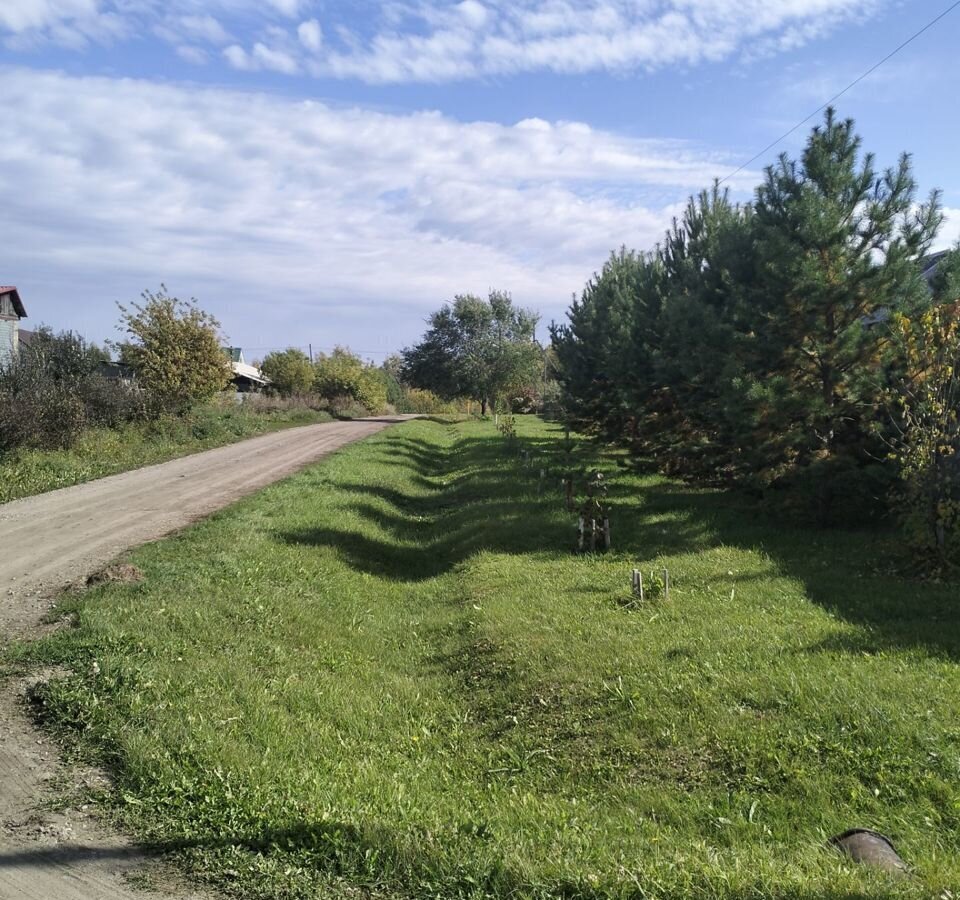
[552,109,960,528]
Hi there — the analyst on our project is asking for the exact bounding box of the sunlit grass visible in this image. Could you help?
[19,416,960,898]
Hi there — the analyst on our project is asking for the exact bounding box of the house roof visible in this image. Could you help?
[921,251,949,285]
[0,286,26,318]
[231,360,269,386]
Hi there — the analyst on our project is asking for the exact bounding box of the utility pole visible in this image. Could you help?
[308,343,313,363]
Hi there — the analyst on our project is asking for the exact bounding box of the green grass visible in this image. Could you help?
[14,416,960,899]
[0,400,331,504]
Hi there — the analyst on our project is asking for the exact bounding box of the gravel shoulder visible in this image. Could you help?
[0,416,410,900]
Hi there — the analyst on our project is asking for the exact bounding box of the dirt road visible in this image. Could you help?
[0,416,409,900]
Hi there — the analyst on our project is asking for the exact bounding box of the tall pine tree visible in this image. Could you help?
[739,109,941,511]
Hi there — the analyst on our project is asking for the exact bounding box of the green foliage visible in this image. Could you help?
[0,327,143,452]
[495,412,516,439]
[376,354,407,407]
[260,348,314,397]
[738,110,939,494]
[395,387,457,414]
[552,246,666,439]
[118,286,231,415]
[0,398,331,503]
[552,109,947,527]
[402,290,541,414]
[23,417,960,899]
[886,290,960,563]
[313,347,387,415]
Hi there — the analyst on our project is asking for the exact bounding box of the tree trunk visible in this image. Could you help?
[481,397,487,416]
[817,356,837,524]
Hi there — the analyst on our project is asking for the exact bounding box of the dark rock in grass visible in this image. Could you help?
[86,564,144,587]
[828,829,909,876]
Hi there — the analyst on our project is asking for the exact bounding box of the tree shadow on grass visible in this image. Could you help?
[287,424,960,658]
[624,480,960,660]
[278,492,568,582]
[0,821,902,900]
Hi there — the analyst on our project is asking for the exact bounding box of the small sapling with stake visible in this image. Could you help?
[628,567,672,603]
[574,471,611,553]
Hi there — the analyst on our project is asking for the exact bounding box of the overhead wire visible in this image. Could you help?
[718,0,960,186]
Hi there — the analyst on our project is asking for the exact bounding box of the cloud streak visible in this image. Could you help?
[0,67,747,348]
[251,0,890,84]
[1,0,890,84]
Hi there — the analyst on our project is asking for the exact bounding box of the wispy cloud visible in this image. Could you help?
[1,0,890,83]
[0,67,746,346]
[311,0,889,83]
[0,0,127,49]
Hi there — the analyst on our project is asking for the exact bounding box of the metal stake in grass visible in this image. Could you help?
[632,569,644,601]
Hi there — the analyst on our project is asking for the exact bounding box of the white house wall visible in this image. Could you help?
[0,317,16,367]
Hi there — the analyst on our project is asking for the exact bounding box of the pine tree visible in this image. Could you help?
[551,248,660,438]
[740,108,942,511]
[654,185,754,472]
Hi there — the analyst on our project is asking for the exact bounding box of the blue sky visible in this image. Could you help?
[1,0,958,361]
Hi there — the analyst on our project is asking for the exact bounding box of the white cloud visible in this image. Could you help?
[224,33,300,75]
[176,44,208,65]
[223,43,251,70]
[0,67,746,348]
[297,18,322,52]
[0,0,126,48]
[0,0,98,33]
[316,0,889,84]
[252,41,299,74]
[264,0,304,18]
[937,207,960,251]
[176,14,230,45]
[457,1,489,29]
[1,0,891,84]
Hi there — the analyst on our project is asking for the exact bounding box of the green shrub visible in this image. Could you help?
[396,388,456,414]
[314,348,386,415]
[260,348,314,397]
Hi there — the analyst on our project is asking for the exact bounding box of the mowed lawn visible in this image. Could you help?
[21,417,960,898]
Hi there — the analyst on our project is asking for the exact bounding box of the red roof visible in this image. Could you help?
[0,286,26,318]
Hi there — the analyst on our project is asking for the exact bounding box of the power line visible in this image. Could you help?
[718,0,960,186]
[239,344,395,357]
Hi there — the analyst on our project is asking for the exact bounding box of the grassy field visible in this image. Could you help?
[13,416,960,899]
[0,399,331,504]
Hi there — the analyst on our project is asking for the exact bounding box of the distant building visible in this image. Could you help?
[223,346,269,393]
[862,250,956,328]
[921,250,950,287]
[0,286,26,366]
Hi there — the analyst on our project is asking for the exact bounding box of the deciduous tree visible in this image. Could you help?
[313,347,386,414]
[403,291,540,415]
[260,348,314,397]
[117,287,231,415]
